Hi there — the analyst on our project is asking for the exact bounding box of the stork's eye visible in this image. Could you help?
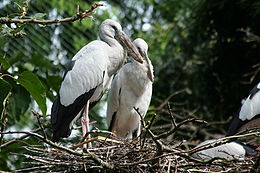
[137,47,142,53]
[111,25,117,31]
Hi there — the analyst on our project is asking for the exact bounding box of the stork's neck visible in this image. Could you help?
[132,60,150,75]
[124,61,152,95]
[103,37,126,77]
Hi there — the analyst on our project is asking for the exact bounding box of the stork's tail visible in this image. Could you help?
[51,88,97,142]
[51,98,73,142]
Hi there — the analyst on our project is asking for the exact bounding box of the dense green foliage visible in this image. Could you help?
[0,0,259,171]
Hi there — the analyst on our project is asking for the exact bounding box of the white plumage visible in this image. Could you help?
[59,42,107,106]
[106,38,154,139]
[51,19,143,142]
[228,82,260,136]
[192,139,251,161]
[239,82,260,121]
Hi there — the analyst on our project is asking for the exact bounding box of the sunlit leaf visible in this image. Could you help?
[33,13,47,19]
[17,71,47,115]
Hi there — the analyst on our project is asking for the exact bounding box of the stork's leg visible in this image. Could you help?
[81,100,92,149]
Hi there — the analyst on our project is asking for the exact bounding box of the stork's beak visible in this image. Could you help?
[115,32,143,64]
[143,53,154,82]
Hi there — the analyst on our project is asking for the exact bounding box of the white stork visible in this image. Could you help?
[192,139,256,160]
[106,38,154,139]
[228,82,260,136]
[51,19,143,143]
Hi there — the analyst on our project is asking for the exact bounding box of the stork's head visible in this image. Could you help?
[99,19,143,64]
[133,38,154,82]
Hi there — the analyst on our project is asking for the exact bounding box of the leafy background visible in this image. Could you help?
[0,0,259,171]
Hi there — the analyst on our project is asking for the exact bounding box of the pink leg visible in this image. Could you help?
[81,100,92,149]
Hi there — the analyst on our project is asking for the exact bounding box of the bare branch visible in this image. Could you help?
[141,113,157,148]
[0,92,11,145]
[0,128,41,149]
[0,130,115,170]
[167,102,177,127]
[32,111,47,139]
[155,118,207,140]
[0,3,103,24]
[150,89,186,111]
[187,131,260,154]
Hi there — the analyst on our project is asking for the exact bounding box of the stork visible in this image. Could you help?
[228,82,260,136]
[106,38,154,139]
[51,19,143,145]
[192,139,256,160]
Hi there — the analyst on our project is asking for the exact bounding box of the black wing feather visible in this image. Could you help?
[108,112,117,132]
[89,93,104,110]
[108,87,121,132]
[228,111,260,136]
[227,109,244,136]
[234,141,257,156]
[51,87,96,142]
[228,83,260,136]
[249,84,260,99]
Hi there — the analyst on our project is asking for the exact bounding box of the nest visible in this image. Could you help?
[2,110,259,172]
[13,129,259,173]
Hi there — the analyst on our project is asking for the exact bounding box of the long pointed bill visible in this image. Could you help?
[115,32,143,64]
[144,53,154,82]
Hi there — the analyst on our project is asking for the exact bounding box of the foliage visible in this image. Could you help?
[109,0,259,125]
[17,71,46,115]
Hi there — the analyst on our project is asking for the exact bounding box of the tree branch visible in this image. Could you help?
[0,92,11,146]
[155,118,207,140]
[187,131,260,155]
[32,111,47,139]
[0,128,41,149]
[149,89,186,111]
[0,3,103,24]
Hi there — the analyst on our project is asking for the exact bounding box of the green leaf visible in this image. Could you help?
[10,26,24,34]
[33,13,47,20]
[46,75,62,92]
[0,35,9,48]
[0,55,11,70]
[30,53,52,69]
[0,79,12,118]
[17,71,47,115]
[38,24,47,28]
[7,85,31,122]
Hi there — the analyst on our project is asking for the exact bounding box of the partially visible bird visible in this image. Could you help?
[192,139,256,161]
[51,19,143,143]
[228,82,260,136]
[106,38,154,139]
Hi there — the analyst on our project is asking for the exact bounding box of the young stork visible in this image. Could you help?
[192,139,256,161]
[51,19,143,143]
[106,38,154,139]
[228,82,260,136]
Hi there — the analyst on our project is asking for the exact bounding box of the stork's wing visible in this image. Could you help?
[192,139,252,160]
[228,83,260,136]
[106,73,122,130]
[51,45,107,141]
[60,49,107,106]
[227,108,244,136]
